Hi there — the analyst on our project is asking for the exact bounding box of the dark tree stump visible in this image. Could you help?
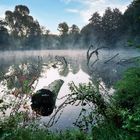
[31,79,64,116]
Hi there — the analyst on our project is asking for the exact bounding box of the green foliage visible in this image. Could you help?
[1,66,140,139]
[0,126,91,140]
[113,67,140,133]
[22,79,31,94]
[0,112,25,133]
[127,40,134,46]
[0,57,43,132]
[114,67,140,110]
[4,57,43,94]
[127,39,140,48]
[57,22,69,36]
[5,5,42,49]
[69,24,80,34]
[81,7,123,47]
[68,82,110,130]
[121,109,140,132]
[124,0,140,34]
[0,19,10,49]
[92,121,138,140]
[101,8,123,43]
[68,67,140,138]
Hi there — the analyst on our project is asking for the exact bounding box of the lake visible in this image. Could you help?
[0,49,140,131]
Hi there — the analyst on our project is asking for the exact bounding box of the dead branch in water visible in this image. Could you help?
[104,53,119,64]
[116,56,140,65]
[87,45,108,65]
[87,44,108,74]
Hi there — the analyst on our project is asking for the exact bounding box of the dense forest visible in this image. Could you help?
[0,0,140,50]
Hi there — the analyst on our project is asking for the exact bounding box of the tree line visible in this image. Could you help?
[0,0,140,50]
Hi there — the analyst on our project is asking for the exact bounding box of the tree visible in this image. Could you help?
[15,5,30,16]
[5,5,41,49]
[57,22,69,48]
[89,12,103,45]
[5,5,31,37]
[24,20,41,49]
[68,24,80,47]
[80,24,93,47]
[57,22,69,36]
[0,19,10,49]
[69,24,80,34]
[124,0,140,35]
[40,26,50,36]
[89,12,102,32]
[101,7,123,44]
[80,12,103,48]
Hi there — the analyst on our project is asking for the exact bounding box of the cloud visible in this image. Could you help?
[63,0,132,24]
[61,0,101,4]
[79,2,130,23]
[65,8,79,13]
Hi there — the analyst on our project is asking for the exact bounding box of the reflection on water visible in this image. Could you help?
[36,67,90,130]
[0,49,140,130]
[0,50,90,130]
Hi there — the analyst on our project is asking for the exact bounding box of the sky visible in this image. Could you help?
[0,0,133,34]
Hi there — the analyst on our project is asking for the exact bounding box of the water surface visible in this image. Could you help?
[0,49,140,130]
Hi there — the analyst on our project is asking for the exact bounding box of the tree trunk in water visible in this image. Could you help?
[31,79,64,116]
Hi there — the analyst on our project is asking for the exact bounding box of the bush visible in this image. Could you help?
[114,67,140,110]
[113,67,140,133]
[0,127,91,140]
[92,122,134,140]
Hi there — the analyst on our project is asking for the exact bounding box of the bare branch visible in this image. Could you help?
[104,53,119,64]
[87,45,108,64]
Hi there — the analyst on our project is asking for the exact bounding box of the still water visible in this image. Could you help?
[0,50,90,130]
[0,49,140,130]
[37,67,90,130]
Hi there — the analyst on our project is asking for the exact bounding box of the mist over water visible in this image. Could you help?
[0,48,140,66]
[0,48,140,130]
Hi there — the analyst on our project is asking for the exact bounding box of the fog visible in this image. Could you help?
[0,48,140,130]
[0,48,140,86]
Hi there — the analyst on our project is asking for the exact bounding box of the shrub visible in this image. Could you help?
[113,67,140,134]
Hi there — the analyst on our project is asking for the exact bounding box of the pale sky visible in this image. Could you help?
[0,0,133,34]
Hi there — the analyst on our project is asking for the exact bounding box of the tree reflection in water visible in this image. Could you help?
[0,49,140,130]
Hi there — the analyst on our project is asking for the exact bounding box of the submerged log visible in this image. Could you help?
[31,79,64,116]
